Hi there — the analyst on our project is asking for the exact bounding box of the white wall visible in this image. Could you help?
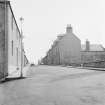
[7,4,21,75]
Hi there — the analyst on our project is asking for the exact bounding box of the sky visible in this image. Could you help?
[10,0,105,64]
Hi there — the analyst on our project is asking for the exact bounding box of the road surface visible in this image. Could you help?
[0,65,105,105]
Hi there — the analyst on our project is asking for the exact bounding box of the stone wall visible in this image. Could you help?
[83,60,105,68]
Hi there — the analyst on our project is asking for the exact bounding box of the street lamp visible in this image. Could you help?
[20,17,24,78]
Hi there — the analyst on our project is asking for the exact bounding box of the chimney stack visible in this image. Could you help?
[86,39,90,51]
[66,24,72,33]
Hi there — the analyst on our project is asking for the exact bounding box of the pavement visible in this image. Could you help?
[63,65,105,71]
[0,65,105,105]
[7,64,30,78]
[80,67,105,71]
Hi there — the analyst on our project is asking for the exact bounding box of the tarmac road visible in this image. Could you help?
[0,65,105,105]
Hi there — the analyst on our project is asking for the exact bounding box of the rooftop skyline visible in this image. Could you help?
[10,0,105,64]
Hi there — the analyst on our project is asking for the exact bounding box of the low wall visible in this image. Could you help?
[83,60,105,68]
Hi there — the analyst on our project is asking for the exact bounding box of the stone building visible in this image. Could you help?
[42,25,81,66]
[81,40,105,67]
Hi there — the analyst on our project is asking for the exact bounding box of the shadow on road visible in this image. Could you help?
[0,77,26,83]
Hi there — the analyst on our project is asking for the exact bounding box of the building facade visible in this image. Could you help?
[42,25,81,66]
[81,40,105,67]
[0,1,28,79]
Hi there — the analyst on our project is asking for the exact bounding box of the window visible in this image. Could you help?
[12,40,13,56]
[17,48,18,67]
[11,16,13,30]
[16,29,19,40]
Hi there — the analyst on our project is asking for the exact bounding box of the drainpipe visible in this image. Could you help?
[4,0,7,78]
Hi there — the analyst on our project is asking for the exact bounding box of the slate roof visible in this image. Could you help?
[81,44,105,51]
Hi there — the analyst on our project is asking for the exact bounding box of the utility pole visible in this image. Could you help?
[20,17,24,78]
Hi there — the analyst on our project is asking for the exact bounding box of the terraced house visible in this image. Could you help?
[0,0,28,80]
[81,40,105,67]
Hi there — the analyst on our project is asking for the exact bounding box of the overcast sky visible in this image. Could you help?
[10,0,105,64]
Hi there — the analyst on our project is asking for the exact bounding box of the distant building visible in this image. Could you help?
[81,40,105,64]
[42,25,81,66]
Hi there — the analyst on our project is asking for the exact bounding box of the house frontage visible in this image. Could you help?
[42,25,81,66]
[81,40,105,67]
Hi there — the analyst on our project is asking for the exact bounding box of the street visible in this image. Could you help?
[0,66,105,105]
